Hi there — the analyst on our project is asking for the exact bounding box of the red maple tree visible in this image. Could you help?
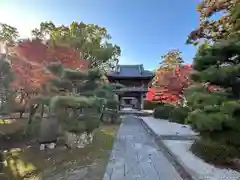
[10,39,89,91]
[146,64,222,104]
[147,64,192,104]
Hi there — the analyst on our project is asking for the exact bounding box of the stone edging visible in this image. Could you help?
[138,117,195,180]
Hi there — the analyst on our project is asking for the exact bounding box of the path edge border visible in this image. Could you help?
[138,117,196,180]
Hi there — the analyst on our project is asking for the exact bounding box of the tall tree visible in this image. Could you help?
[159,49,184,70]
[0,54,14,110]
[184,0,240,166]
[0,23,19,55]
[147,65,192,104]
[11,39,89,91]
[152,49,184,88]
[187,0,239,45]
[31,21,121,70]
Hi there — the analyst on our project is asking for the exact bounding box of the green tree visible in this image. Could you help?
[0,55,14,111]
[186,0,239,45]
[0,23,19,55]
[185,0,240,166]
[159,49,184,70]
[31,21,121,70]
[30,62,120,133]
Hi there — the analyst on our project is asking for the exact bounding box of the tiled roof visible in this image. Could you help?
[114,87,148,92]
[107,64,153,78]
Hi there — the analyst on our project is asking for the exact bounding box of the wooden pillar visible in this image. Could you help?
[118,95,121,110]
[114,94,120,110]
[140,93,144,110]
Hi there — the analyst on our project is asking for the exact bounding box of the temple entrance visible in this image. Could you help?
[106,64,154,111]
[123,98,132,105]
[121,97,138,109]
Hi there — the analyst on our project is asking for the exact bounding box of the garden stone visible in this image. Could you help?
[47,143,56,149]
[39,116,58,145]
[102,111,112,123]
[64,131,93,149]
[40,144,45,151]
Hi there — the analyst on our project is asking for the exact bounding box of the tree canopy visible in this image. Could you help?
[31,21,121,70]
[183,0,240,166]
[0,23,19,47]
[187,0,240,45]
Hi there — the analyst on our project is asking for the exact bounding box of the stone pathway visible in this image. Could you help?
[141,117,240,180]
[103,116,183,180]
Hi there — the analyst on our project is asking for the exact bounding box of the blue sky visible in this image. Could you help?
[0,0,200,70]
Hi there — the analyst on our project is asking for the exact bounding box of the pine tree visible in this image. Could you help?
[0,54,14,112]
[185,0,240,165]
[32,62,120,134]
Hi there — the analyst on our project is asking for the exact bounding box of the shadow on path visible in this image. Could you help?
[103,115,183,180]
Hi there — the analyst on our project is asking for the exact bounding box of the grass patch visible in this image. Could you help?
[0,118,28,135]
[0,125,118,180]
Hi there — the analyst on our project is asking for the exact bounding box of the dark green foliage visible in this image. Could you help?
[153,104,175,119]
[102,110,121,124]
[143,100,163,110]
[192,40,240,98]
[0,55,14,111]
[84,115,101,133]
[105,99,119,109]
[185,3,240,165]
[183,2,240,167]
[186,110,228,132]
[185,85,227,111]
[48,78,72,91]
[191,138,240,166]
[62,120,86,134]
[170,106,189,124]
[0,55,14,88]
[31,95,51,106]
[34,62,120,135]
[46,62,64,76]
[50,96,101,111]
[62,68,87,81]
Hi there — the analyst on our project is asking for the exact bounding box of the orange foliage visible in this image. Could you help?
[147,64,192,104]
[147,64,222,104]
[10,39,89,90]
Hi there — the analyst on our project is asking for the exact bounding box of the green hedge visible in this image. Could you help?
[191,138,240,166]
[143,100,163,110]
[170,106,190,124]
[153,104,175,119]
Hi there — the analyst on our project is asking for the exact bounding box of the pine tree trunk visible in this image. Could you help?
[28,104,40,124]
[41,104,44,117]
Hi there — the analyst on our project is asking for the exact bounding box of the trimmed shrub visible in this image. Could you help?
[191,138,240,166]
[186,110,228,132]
[153,103,175,119]
[170,106,190,124]
[102,110,121,124]
[62,120,86,134]
[143,100,163,110]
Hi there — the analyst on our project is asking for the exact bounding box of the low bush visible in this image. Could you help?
[185,110,228,132]
[143,100,163,110]
[170,106,189,124]
[101,110,121,124]
[153,103,175,119]
[191,138,240,166]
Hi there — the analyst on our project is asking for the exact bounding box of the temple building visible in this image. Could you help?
[107,64,154,110]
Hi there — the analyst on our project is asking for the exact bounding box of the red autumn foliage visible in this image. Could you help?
[147,64,192,104]
[10,39,89,90]
[146,64,223,104]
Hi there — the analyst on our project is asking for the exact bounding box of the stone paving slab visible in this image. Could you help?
[141,116,240,180]
[141,116,198,137]
[103,116,183,180]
